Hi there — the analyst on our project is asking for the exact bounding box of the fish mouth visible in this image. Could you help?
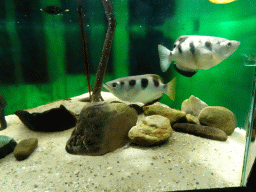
[103,84,110,91]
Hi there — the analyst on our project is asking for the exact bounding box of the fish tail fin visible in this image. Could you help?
[166,77,177,101]
[158,44,172,72]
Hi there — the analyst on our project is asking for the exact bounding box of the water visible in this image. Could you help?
[0,0,256,191]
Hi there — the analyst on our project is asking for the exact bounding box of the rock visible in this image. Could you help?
[128,115,173,146]
[15,105,77,132]
[198,106,236,136]
[0,135,17,159]
[143,104,186,125]
[181,95,208,116]
[66,101,138,156]
[186,114,199,124]
[173,123,227,141]
[14,138,38,161]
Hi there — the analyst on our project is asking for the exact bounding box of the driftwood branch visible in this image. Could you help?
[91,0,116,102]
[77,0,92,101]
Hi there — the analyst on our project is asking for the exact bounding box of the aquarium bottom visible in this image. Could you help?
[0,92,247,191]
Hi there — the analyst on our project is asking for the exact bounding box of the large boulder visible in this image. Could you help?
[66,101,138,156]
[198,106,237,136]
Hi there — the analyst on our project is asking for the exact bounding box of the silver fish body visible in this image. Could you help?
[158,35,240,77]
[103,74,177,105]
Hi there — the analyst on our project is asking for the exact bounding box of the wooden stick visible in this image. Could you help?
[77,0,92,101]
[91,0,116,102]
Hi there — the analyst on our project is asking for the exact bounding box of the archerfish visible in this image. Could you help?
[103,74,177,106]
[158,35,240,77]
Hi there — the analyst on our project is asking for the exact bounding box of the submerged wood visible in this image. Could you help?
[91,0,116,102]
[173,123,228,141]
[77,0,91,101]
[0,93,7,130]
[66,102,138,156]
[15,105,77,132]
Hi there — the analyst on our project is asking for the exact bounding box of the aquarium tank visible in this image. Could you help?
[0,0,256,191]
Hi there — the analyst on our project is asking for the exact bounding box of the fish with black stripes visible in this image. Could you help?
[103,74,177,106]
[158,35,240,77]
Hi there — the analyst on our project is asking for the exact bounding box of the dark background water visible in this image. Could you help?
[0,0,256,128]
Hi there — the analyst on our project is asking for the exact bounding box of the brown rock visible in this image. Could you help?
[143,104,186,125]
[66,101,138,156]
[14,138,38,161]
[173,123,227,141]
[198,106,237,136]
[128,115,173,146]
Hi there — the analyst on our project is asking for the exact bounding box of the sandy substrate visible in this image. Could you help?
[0,92,247,191]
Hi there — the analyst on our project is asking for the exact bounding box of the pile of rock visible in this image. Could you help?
[128,95,237,146]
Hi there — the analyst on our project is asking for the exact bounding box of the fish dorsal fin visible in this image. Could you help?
[149,74,163,81]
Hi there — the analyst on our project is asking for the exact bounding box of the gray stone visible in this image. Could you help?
[14,138,38,161]
[128,115,173,146]
[173,123,227,141]
[181,95,208,116]
[0,135,17,159]
[198,106,237,136]
[143,104,186,125]
[186,114,199,124]
[66,101,138,156]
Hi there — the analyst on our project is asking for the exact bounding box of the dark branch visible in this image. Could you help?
[77,0,92,101]
[91,0,116,102]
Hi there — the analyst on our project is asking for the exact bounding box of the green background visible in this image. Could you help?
[0,0,255,128]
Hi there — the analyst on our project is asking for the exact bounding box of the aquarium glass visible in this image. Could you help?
[0,0,256,191]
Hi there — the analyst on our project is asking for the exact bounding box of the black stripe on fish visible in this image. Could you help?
[178,44,182,54]
[129,80,136,86]
[141,78,148,89]
[120,81,125,86]
[153,78,159,87]
[189,42,195,55]
[205,41,212,51]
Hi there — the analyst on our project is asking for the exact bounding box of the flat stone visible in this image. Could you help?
[15,105,77,132]
[128,115,173,146]
[181,95,208,116]
[143,104,186,125]
[0,135,17,159]
[172,123,227,141]
[198,106,237,136]
[66,101,138,156]
[14,138,38,161]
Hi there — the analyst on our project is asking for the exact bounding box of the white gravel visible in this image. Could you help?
[0,92,247,191]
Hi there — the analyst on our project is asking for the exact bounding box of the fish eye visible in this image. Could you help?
[227,42,232,47]
[112,83,117,88]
